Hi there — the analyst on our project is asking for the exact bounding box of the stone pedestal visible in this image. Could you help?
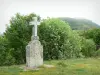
[26,36,43,68]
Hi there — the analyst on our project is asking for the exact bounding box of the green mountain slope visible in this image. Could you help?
[59,17,100,30]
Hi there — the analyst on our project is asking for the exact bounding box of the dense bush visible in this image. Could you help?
[0,36,15,65]
[5,13,36,64]
[81,38,96,57]
[94,49,100,57]
[80,28,100,47]
[39,18,82,60]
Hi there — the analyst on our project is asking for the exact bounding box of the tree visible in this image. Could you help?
[0,35,15,65]
[38,18,82,60]
[82,28,100,50]
[81,38,96,57]
[5,13,36,64]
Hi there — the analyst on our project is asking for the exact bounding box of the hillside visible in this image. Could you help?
[59,17,100,30]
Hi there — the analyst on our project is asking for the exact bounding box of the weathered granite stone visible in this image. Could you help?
[26,36,43,68]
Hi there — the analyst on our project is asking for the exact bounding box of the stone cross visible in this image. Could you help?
[26,16,43,68]
[30,17,40,37]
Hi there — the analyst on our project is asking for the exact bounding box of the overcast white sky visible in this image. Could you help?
[0,0,100,33]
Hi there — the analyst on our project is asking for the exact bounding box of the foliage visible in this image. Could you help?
[39,18,82,60]
[94,49,100,57]
[5,13,36,64]
[0,35,8,65]
[81,38,96,57]
[0,35,15,65]
[68,31,82,58]
[79,28,100,50]
[83,28,100,46]
[1,13,98,65]
[60,17,100,30]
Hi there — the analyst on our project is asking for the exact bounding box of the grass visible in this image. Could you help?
[0,58,100,75]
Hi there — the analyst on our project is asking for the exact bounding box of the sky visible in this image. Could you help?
[0,0,100,33]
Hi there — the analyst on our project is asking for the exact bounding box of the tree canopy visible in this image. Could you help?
[5,13,36,64]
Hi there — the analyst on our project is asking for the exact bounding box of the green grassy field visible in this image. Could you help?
[0,58,100,75]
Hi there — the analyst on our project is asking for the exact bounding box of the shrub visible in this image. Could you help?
[39,18,82,60]
[0,36,15,66]
[5,13,36,64]
[4,48,15,65]
[94,49,100,57]
[81,38,96,57]
[80,28,100,49]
